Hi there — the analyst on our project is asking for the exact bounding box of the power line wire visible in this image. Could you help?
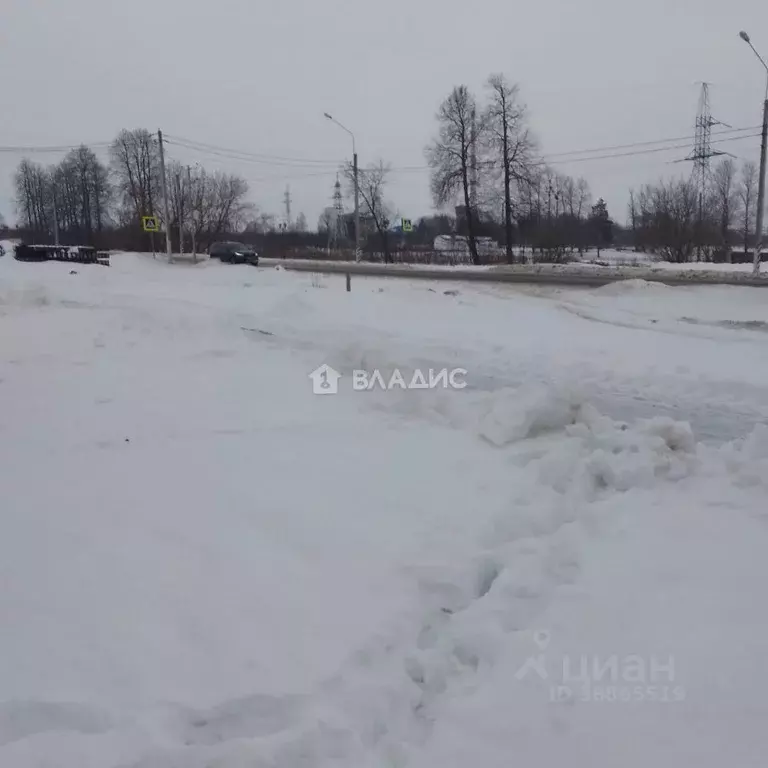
[384,131,763,173]
[542,132,761,165]
[541,125,760,159]
[3,126,762,179]
[164,135,343,167]
[0,142,112,153]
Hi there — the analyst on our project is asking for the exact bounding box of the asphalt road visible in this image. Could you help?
[259,257,768,288]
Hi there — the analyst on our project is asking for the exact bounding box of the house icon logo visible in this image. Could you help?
[309,364,342,395]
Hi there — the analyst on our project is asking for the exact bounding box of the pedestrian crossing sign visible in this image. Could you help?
[402,218,413,232]
[142,216,160,233]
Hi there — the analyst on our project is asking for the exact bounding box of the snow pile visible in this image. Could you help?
[536,407,697,496]
[718,423,768,490]
[594,277,670,296]
[478,385,585,446]
[0,238,20,254]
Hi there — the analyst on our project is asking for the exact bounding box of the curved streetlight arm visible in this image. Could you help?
[740,32,768,97]
[323,112,356,155]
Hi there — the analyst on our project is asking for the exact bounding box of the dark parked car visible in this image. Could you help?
[209,241,259,265]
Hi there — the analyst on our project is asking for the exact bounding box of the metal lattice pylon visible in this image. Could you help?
[688,84,727,198]
[329,176,346,249]
[679,83,730,258]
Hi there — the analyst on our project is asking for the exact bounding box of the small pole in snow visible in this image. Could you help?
[346,272,351,292]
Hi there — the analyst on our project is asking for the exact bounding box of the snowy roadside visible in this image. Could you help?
[259,256,768,287]
[2,253,768,767]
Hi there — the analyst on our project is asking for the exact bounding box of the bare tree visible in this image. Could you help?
[110,129,161,225]
[574,178,591,219]
[635,178,698,262]
[628,189,638,249]
[52,146,111,241]
[344,160,393,262]
[739,161,759,258]
[295,212,308,232]
[483,74,536,263]
[165,162,252,248]
[14,159,53,236]
[317,209,333,235]
[712,158,740,260]
[426,85,482,265]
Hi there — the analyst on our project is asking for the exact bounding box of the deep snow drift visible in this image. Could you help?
[1,253,768,767]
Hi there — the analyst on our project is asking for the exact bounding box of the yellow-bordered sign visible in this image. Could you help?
[142,216,160,233]
[401,218,413,233]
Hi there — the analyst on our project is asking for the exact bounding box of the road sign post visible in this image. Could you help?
[142,216,160,233]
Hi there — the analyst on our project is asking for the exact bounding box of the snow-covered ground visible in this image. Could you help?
[2,252,768,767]
[578,248,765,272]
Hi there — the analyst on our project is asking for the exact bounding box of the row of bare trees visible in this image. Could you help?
[16,147,111,241]
[424,77,611,264]
[628,159,760,262]
[13,129,252,248]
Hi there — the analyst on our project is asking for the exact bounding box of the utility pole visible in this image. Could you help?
[52,189,60,246]
[324,112,361,262]
[739,32,768,274]
[755,97,768,274]
[353,152,361,262]
[157,129,173,261]
[187,165,196,263]
[177,169,184,258]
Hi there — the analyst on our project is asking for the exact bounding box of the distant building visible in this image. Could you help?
[434,234,500,261]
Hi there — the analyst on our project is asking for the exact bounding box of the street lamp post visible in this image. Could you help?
[324,112,361,263]
[739,31,768,275]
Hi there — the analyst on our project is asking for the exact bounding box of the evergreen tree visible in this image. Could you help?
[589,198,613,254]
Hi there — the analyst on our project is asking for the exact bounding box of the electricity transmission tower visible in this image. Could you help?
[283,186,292,230]
[328,176,346,250]
[682,83,729,259]
[470,105,479,211]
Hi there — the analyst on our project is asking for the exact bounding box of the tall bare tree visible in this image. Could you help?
[344,160,394,262]
[739,161,759,258]
[110,129,160,225]
[53,146,111,241]
[712,158,740,260]
[14,159,53,235]
[483,74,535,263]
[628,189,638,249]
[426,85,482,264]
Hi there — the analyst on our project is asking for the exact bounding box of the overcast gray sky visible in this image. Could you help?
[2,0,767,229]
